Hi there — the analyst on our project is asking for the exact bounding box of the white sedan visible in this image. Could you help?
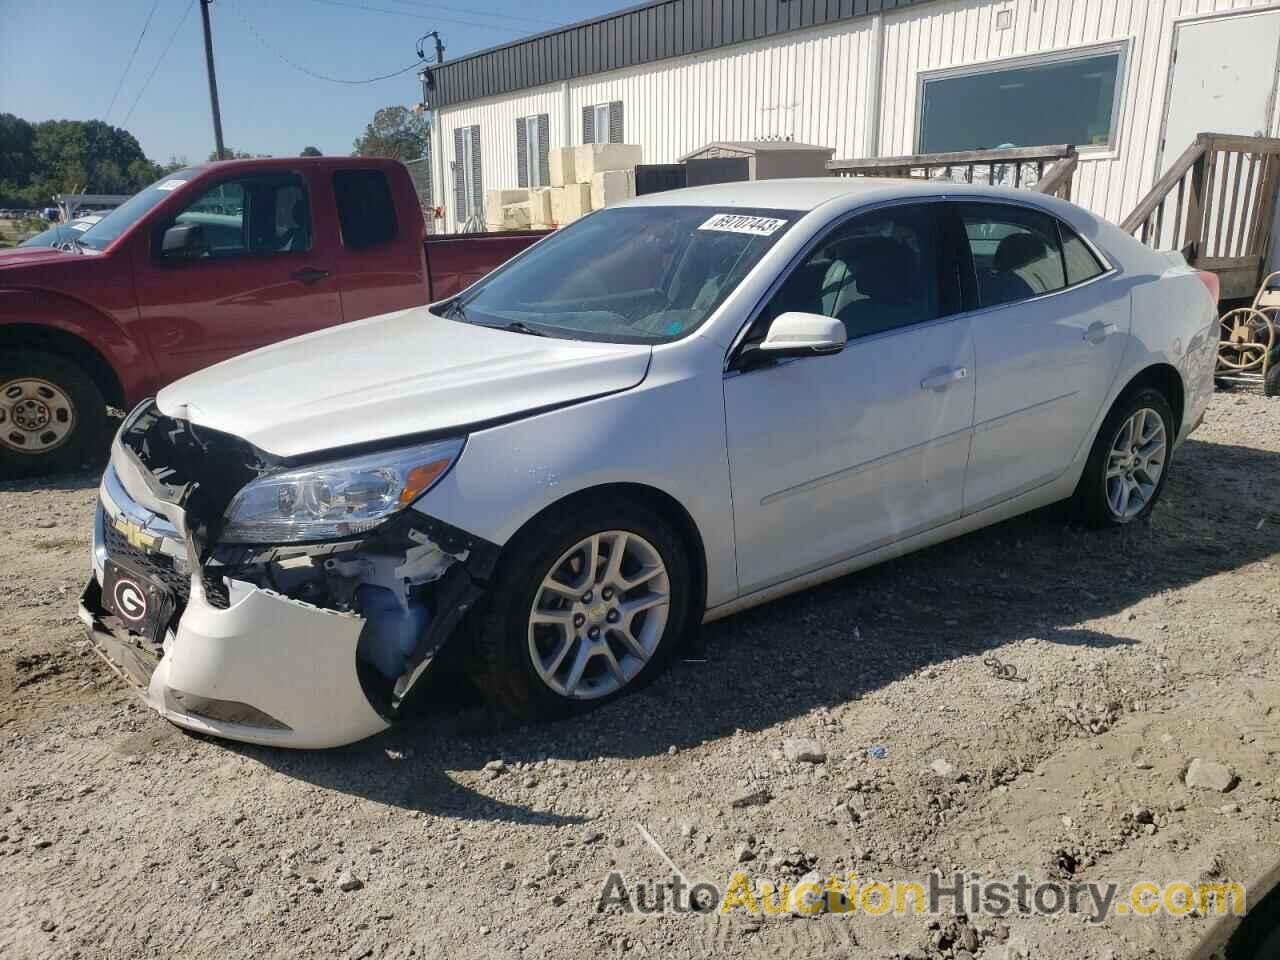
[80,178,1219,747]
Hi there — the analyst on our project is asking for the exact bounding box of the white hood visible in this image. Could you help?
[156,306,652,457]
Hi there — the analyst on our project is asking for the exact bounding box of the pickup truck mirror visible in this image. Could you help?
[757,311,847,358]
[160,222,208,260]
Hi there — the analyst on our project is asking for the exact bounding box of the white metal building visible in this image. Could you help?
[424,0,1280,233]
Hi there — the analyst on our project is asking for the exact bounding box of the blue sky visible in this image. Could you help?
[0,0,624,163]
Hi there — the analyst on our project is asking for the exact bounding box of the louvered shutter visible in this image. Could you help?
[469,126,483,217]
[452,127,465,221]
[537,114,550,187]
[608,101,624,144]
[516,118,529,188]
[582,105,595,145]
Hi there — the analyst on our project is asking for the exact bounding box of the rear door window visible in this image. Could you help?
[959,203,1067,308]
[333,170,397,249]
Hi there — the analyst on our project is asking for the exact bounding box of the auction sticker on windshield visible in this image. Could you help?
[698,214,788,236]
[155,179,187,192]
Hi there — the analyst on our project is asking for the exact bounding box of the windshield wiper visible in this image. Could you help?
[499,320,547,337]
[442,296,468,321]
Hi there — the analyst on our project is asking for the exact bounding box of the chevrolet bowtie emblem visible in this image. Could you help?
[114,516,160,552]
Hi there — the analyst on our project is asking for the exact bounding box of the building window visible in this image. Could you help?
[452,124,482,227]
[583,101,624,144]
[517,114,550,188]
[918,45,1126,153]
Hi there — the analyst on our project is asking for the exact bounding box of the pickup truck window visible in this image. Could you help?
[163,174,312,259]
[333,170,397,249]
[77,168,201,251]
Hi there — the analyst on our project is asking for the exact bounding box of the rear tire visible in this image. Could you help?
[1074,387,1176,527]
[1265,362,1280,398]
[0,351,109,479]
[467,497,692,720]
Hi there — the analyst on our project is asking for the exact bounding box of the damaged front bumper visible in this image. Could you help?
[80,405,495,749]
[80,572,389,748]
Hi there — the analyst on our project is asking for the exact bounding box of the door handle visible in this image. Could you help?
[920,366,969,391]
[290,267,331,284]
[1083,321,1118,344]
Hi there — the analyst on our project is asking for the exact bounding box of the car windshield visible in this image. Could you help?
[19,218,97,248]
[18,224,70,247]
[446,205,798,343]
[77,168,201,251]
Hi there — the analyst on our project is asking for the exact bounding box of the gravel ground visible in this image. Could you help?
[2,391,1279,960]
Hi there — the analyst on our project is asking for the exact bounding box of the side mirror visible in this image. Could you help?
[757,311,847,358]
[160,222,207,260]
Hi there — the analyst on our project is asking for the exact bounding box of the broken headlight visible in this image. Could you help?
[219,438,464,544]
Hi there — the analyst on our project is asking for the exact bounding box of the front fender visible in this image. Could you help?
[413,346,738,608]
[0,287,153,402]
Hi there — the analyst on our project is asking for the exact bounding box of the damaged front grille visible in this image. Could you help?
[118,402,276,543]
[113,400,499,718]
[103,521,191,606]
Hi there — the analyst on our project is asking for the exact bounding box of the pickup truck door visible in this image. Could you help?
[328,167,428,320]
[723,202,975,595]
[131,169,344,384]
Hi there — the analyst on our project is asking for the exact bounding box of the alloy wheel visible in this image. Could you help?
[527,530,670,699]
[1105,407,1166,520]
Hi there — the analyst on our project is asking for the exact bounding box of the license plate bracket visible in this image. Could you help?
[102,558,175,646]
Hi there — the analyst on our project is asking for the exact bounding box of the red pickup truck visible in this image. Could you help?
[0,157,546,477]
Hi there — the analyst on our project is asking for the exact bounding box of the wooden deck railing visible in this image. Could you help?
[827,144,1079,200]
[1120,133,1280,300]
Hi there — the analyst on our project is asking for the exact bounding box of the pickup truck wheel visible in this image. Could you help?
[467,498,692,720]
[0,351,109,478]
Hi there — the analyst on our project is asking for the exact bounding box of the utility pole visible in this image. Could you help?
[200,0,226,160]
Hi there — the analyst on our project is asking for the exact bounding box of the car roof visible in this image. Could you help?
[621,176,1075,214]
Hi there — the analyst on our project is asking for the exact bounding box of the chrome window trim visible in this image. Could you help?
[723,193,1119,374]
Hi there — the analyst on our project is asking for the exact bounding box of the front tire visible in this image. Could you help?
[468,498,692,719]
[0,351,109,479]
[1075,387,1176,527]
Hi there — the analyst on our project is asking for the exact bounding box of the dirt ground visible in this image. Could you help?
[1,391,1278,960]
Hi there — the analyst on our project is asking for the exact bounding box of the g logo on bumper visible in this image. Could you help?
[113,578,149,622]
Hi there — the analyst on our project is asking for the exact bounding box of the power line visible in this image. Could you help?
[301,0,530,33]
[229,0,425,83]
[122,0,198,127]
[379,0,560,29]
[105,0,164,122]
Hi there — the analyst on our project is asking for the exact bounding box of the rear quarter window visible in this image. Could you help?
[333,170,397,249]
[1060,224,1107,286]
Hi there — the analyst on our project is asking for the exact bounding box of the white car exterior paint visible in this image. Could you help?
[103,177,1215,748]
[156,306,653,458]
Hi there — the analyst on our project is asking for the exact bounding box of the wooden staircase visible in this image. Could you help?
[1120,134,1280,300]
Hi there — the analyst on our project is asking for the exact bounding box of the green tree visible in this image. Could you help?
[300,145,322,157]
[208,147,269,161]
[0,115,169,205]
[0,113,36,187]
[352,106,428,161]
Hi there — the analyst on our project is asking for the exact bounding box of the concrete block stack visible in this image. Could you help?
[486,143,644,230]
[547,143,643,226]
